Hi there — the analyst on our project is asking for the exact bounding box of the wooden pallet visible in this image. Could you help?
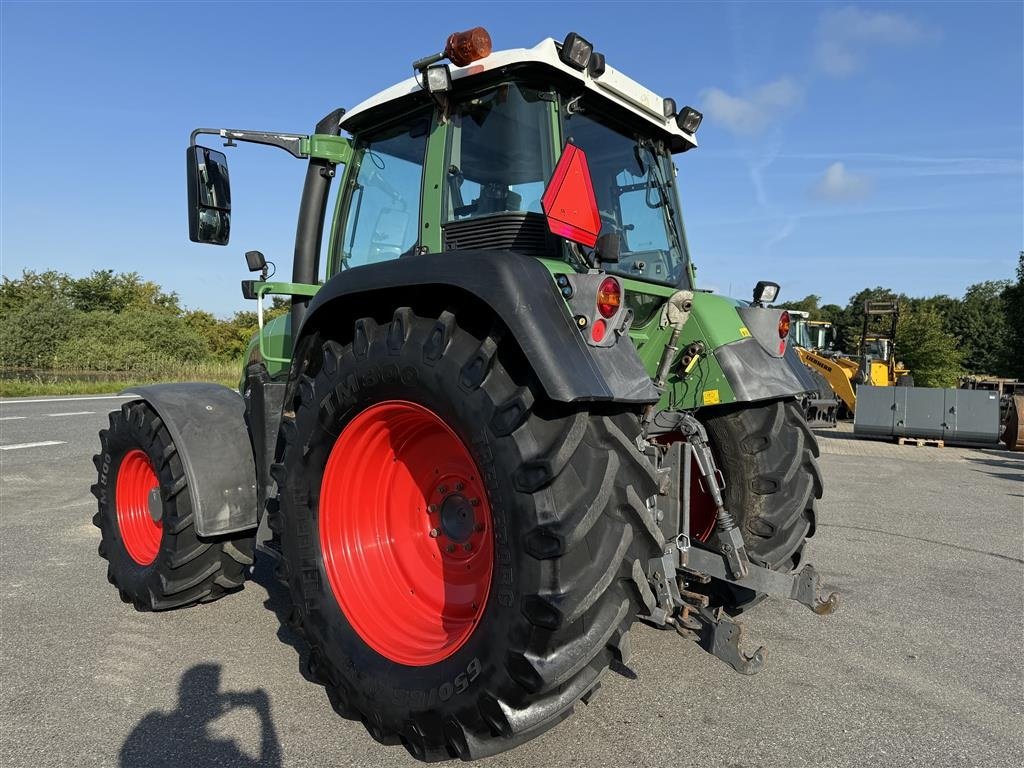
[897,437,945,448]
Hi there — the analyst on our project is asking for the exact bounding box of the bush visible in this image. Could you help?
[0,299,79,369]
[52,310,207,373]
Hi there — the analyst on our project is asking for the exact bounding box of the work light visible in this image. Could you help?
[676,106,703,134]
[753,281,780,305]
[559,32,593,70]
[424,64,452,93]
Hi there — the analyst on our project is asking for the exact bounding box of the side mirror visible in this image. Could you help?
[186,145,231,245]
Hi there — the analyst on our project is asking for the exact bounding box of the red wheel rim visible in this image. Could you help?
[320,401,494,666]
[115,449,162,565]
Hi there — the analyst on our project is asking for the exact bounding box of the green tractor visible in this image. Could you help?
[91,28,835,760]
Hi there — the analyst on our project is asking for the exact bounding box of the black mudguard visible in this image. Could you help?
[122,383,258,537]
[715,340,821,402]
[296,250,660,404]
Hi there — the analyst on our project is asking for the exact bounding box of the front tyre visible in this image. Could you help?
[91,401,254,610]
[695,399,823,614]
[273,307,662,761]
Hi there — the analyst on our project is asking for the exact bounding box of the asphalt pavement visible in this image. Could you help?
[1,395,1022,768]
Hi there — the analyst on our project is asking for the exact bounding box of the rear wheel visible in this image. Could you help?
[691,399,822,614]
[91,400,254,610]
[272,307,661,761]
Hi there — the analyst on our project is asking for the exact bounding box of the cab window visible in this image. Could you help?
[337,113,429,269]
[445,83,553,221]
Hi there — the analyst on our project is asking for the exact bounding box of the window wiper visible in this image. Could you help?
[641,142,685,260]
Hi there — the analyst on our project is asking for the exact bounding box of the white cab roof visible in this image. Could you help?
[340,38,697,151]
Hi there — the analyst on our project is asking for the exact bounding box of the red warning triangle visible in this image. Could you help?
[541,144,601,249]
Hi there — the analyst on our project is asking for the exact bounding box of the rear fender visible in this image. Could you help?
[294,250,660,404]
[121,383,258,537]
[636,294,815,408]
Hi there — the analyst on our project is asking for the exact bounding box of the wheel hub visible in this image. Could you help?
[147,487,162,523]
[439,493,475,542]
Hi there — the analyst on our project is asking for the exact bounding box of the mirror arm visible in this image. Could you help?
[190,128,308,159]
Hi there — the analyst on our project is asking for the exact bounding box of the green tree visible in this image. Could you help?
[67,270,180,313]
[776,294,823,318]
[895,307,964,387]
[946,280,1011,375]
[1002,252,1024,379]
[0,270,71,314]
[818,303,844,329]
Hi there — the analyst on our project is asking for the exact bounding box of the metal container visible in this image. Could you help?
[854,386,1000,445]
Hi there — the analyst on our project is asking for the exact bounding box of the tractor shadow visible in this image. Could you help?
[963,454,1024,484]
[251,557,316,683]
[119,663,282,768]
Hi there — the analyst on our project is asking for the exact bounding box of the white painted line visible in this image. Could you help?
[0,394,138,405]
[46,411,96,417]
[0,440,66,451]
[0,416,27,421]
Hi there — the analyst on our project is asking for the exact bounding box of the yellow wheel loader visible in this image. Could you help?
[790,301,911,418]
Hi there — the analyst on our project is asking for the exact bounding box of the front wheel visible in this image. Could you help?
[273,307,662,761]
[690,399,823,614]
[91,401,254,610]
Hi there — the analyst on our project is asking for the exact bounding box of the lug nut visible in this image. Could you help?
[446,543,456,553]
[429,528,440,538]
[469,498,480,507]
[438,485,448,495]
[454,481,464,492]
[474,523,484,532]
[428,504,438,514]
[463,542,472,552]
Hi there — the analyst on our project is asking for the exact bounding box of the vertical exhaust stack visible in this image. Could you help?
[290,159,333,335]
[290,108,345,335]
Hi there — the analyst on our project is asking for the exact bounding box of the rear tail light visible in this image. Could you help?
[778,311,791,339]
[597,277,621,318]
[591,319,607,343]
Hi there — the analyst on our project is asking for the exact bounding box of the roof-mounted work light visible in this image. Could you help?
[676,106,703,134]
[559,32,593,70]
[753,281,780,306]
[423,64,453,94]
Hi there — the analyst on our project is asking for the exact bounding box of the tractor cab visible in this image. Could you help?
[862,335,893,363]
[328,33,699,291]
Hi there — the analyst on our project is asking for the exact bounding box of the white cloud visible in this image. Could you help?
[816,5,936,77]
[811,162,872,201]
[701,77,804,136]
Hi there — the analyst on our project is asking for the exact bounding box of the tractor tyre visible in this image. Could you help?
[91,400,255,611]
[272,307,661,761]
[695,399,822,615]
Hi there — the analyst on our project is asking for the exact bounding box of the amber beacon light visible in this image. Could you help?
[444,27,492,66]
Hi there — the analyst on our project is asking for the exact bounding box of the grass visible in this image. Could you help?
[0,362,240,398]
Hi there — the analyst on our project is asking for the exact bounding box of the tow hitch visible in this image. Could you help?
[642,411,839,674]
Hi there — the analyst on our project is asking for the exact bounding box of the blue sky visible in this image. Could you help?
[2,1,1021,316]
